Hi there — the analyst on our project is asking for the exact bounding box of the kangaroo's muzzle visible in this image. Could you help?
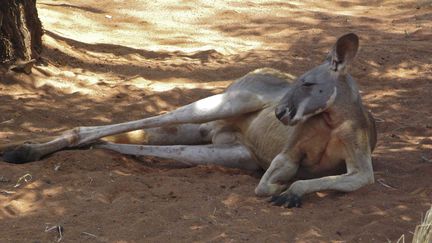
[275,105,298,126]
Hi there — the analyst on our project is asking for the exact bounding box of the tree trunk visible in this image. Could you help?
[0,0,42,65]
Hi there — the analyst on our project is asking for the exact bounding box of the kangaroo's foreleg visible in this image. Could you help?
[94,142,260,171]
[254,153,299,197]
[2,91,265,163]
[270,141,374,208]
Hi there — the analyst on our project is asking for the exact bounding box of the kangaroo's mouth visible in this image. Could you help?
[275,106,299,126]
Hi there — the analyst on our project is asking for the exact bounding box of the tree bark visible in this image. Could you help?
[0,0,42,65]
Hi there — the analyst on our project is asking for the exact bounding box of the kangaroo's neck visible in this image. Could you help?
[323,76,363,128]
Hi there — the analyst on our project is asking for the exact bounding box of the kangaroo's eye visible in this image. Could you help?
[302,82,316,87]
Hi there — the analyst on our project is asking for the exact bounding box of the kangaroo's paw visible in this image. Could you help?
[269,193,302,208]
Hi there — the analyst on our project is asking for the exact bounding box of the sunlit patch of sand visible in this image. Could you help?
[38,0,264,55]
[0,182,65,219]
[125,77,229,92]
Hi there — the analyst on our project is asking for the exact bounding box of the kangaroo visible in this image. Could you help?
[0,33,376,207]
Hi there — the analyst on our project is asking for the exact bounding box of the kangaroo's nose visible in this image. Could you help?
[275,106,287,120]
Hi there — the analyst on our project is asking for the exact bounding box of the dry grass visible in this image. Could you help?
[412,206,432,243]
[396,206,432,243]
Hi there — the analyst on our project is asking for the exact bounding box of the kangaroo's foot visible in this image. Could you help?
[2,144,43,164]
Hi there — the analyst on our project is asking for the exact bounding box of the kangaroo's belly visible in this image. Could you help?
[240,107,293,168]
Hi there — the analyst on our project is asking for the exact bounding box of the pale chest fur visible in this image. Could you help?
[237,105,293,168]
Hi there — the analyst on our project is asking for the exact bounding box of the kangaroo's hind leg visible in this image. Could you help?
[0,136,56,153]
[0,123,214,166]
[94,142,261,171]
[0,123,213,155]
[101,123,214,145]
[3,91,265,163]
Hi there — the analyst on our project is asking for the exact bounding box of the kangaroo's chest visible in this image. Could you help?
[296,125,346,177]
[237,108,345,174]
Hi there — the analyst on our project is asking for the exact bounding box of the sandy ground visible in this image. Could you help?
[1,0,432,242]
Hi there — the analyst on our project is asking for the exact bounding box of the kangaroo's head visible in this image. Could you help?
[275,33,359,126]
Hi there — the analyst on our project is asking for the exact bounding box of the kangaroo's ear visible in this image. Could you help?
[327,33,359,72]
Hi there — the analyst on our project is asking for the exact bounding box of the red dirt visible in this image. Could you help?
[1,0,431,242]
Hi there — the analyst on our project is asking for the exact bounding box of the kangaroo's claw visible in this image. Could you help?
[270,193,302,208]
